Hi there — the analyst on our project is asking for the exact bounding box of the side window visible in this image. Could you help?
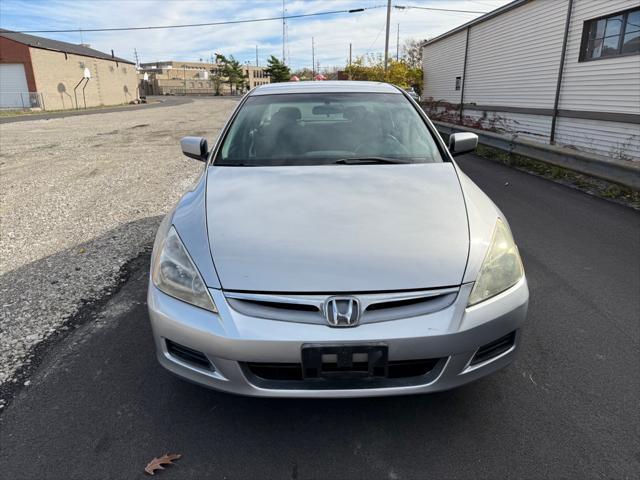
[455,76,461,91]
[580,8,640,61]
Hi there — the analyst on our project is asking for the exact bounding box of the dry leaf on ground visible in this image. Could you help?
[144,453,182,476]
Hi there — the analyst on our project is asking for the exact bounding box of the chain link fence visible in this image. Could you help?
[0,92,45,110]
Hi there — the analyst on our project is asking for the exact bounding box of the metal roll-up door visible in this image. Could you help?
[0,64,29,108]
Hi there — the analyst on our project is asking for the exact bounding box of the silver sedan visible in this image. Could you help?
[148,81,528,397]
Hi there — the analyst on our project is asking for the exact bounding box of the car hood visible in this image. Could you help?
[206,163,469,292]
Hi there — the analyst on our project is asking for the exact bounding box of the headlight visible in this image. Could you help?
[151,226,218,312]
[467,218,524,306]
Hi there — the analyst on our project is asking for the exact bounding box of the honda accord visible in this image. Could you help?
[148,81,528,397]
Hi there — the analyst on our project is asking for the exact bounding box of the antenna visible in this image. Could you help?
[134,48,140,67]
[312,37,315,78]
[282,0,286,63]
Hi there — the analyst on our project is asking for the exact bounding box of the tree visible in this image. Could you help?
[264,55,291,83]
[342,54,423,94]
[215,54,247,94]
[210,72,223,95]
[292,67,313,81]
[402,38,425,69]
[209,66,224,95]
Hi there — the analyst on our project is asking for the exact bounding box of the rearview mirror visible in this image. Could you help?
[312,105,343,116]
[448,132,478,157]
[180,136,208,161]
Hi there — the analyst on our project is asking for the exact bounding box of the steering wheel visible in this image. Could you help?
[355,133,409,155]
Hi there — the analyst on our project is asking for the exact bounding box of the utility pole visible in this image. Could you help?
[396,24,400,61]
[256,45,258,66]
[134,48,140,67]
[282,0,286,64]
[349,43,352,66]
[312,37,315,78]
[384,0,392,73]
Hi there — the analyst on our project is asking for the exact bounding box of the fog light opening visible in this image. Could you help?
[469,331,516,367]
[166,339,214,371]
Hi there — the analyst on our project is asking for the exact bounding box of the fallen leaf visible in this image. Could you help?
[144,453,182,476]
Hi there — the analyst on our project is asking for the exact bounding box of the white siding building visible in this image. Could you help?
[422,0,640,162]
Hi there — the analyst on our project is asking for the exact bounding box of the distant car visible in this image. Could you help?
[405,87,420,102]
[148,81,528,397]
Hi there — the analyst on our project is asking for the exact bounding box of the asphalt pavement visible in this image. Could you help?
[1,155,638,479]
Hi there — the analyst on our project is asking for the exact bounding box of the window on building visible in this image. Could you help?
[581,7,640,61]
[455,76,461,90]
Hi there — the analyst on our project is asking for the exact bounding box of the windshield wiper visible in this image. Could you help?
[333,157,410,165]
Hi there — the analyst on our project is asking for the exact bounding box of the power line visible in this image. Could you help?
[468,0,499,7]
[7,6,379,34]
[365,21,387,55]
[394,5,488,14]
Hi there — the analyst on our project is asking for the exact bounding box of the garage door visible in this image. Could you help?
[0,64,29,108]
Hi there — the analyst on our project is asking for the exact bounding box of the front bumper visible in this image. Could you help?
[147,278,528,398]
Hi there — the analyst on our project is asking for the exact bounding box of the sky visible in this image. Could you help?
[0,0,510,71]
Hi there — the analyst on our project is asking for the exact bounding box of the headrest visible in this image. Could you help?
[344,106,367,121]
[273,106,302,121]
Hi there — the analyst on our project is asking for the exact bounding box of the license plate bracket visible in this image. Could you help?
[301,344,388,379]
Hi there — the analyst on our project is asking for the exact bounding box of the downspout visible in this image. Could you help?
[550,0,574,144]
[459,26,470,124]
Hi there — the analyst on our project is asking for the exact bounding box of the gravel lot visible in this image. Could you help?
[0,97,238,388]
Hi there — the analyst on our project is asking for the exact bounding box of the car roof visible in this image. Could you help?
[249,81,401,96]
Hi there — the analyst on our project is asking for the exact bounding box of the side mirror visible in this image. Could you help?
[180,136,209,161]
[448,132,478,157]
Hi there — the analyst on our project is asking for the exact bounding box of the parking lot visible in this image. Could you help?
[1,98,638,479]
[0,97,235,386]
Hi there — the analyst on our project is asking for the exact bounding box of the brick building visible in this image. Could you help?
[0,29,138,110]
[139,60,270,96]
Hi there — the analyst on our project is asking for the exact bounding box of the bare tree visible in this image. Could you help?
[402,38,426,69]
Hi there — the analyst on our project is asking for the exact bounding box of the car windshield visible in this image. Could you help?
[215,92,444,166]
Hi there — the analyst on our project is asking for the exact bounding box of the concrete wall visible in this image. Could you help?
[29,48,138,110]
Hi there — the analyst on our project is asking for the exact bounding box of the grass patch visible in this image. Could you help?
[0,109,36,117]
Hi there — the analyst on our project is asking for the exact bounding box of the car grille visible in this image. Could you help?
[243,357,446,390]
[224,287,459,325]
